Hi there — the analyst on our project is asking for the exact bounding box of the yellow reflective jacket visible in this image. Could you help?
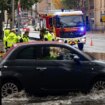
[22,36,29,42]
[6,32,18,48]
[44,32,55,41]
[4,29,10,37]
[3,29,10,48]
[17,34,23,42]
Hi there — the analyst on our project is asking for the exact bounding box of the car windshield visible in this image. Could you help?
[58,15,84,27]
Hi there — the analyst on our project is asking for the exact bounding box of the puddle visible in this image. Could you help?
[2,90,105,105]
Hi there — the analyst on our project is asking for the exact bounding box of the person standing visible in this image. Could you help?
[3,28,10,50]
[6,29,18,49]
[21,30,29,42]
[43,29,55,41]
[39,28,46,40]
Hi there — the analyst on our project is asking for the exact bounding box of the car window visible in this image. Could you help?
[16,46,44,59]
[39,46,88,61]
[16,46,35,59]
[15,45,88,61]
[36,46,74,60]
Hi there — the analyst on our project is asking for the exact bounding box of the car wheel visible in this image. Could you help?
[1,81,20,98]
[91,79,105,92]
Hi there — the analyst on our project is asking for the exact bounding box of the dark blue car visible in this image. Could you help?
[0,41,105,98]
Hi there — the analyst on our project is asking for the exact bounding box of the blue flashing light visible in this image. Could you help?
[80,27,84,32]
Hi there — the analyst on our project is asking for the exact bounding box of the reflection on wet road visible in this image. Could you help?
[2,90,105,105]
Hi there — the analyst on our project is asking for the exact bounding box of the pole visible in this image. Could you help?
[0,11,3,39]
[17,14,21,34]
[0,2,3,39]
[46,0,49,13]
[12,0,15,29]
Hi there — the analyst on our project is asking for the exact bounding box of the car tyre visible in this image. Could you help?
[1,80,21,98]
[91,78,105,92]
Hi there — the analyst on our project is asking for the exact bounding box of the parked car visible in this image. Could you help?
[0,41,105,98]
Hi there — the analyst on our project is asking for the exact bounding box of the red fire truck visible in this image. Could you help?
[40,10,86,50]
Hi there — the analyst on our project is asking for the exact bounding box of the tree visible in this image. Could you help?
[0,0,41,14]
[0,0,41,39]
[61,0,82,9]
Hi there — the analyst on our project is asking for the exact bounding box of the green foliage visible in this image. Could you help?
[15,0,39,10]
[0,0,40,12]
[61,0,81,9]
[0,0,12,12]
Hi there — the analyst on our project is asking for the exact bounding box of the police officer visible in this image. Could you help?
[15,28,23,43]
[44,29,55,41]
[49,30,56,41]
[39,28,46,40]
[6,29,18,49]
[3,28,10,50]
[21,30,29,42]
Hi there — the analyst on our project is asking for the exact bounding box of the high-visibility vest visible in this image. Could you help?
[4,29,10,37]
[17,34,23,42]
[44,32,54,41]
[3,29,10,48]
[22,36,29,42]
[50,32,56,40]
[6,32,18,48]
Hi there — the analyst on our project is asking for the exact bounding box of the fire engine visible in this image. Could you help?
[40,10,86,50]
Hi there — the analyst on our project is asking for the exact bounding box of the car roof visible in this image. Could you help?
[13,41,66,48]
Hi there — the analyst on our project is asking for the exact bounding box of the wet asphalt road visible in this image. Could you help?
[84,32,105,53]
[2,90,105,105]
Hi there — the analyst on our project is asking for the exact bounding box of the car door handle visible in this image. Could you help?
[36,67,47,71]
[3,65,8,69]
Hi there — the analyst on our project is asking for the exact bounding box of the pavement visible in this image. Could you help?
[84,31,105,53]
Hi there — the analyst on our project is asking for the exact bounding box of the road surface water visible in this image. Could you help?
[2,90,105,105]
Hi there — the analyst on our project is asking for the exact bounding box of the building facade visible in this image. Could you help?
[94,0,105,30]
[37,0,62,14]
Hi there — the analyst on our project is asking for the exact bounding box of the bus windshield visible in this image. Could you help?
[57,15,85,27]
